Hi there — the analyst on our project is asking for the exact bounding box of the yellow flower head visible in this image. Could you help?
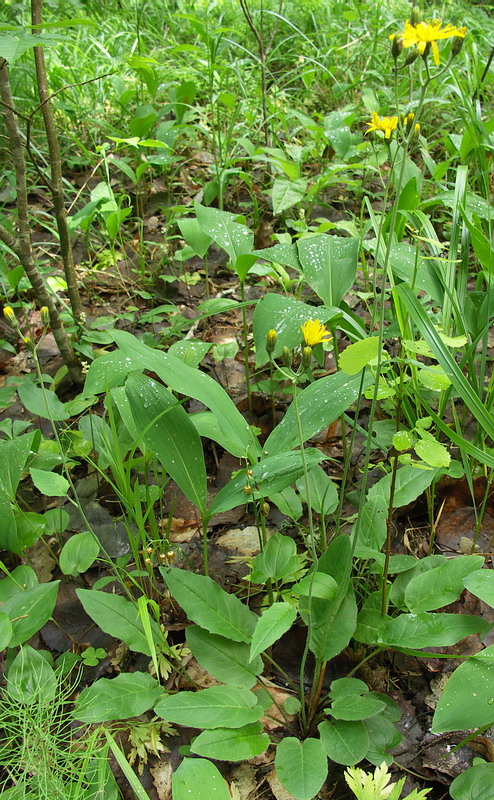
[365,111,398,140]
[301,319,332,347]
[391,19,466,66]
[3,306,15,324]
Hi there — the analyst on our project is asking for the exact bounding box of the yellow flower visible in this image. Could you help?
[301,319,332,347]
[391,19,466,66]
[3,306,15,324]
[365,111,398,140]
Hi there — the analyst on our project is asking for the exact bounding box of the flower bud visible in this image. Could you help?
[404,112,415,133]
[3,306,16,325]
[302,346,313,370]
[410,6,421,26]
[451,35,464,57]
[243,484,252,495]
[391,34,403,61]
[281,346,292,368]
[421,41,431,62]
[261,502,270,516]
[22,336,33,350]
[40,306,50,326]
[412,122,421,140]
[266,328,277,356]
[165,550,175,564]
[404,47,419,66]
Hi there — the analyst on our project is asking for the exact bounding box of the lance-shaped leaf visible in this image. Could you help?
[297,234,358,307]
[126,373,207,515]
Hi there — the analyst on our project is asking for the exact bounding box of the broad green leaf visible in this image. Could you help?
[155,686,261,729]
[339,337,380,375]
[355,608,490,649]
[126,373,207,514]
[194,202,254,279]
[0,612,12,649]
[29,468,69,497]
[0,565,38,601]
[191,722,269,761]
[177,217,212,257]
[297,234,358,307]
[253,242,301,272]
[389,555,446,610]
[250,532,299,583]
[417,365,451,392]
[330,678,369,698]
[73,672,162,722]
[269,485,303,521]
[209,449,325,515]
[0,31,64,63]
[7,645,56,704]
[433,645,494,732]
[464,569,494,607]
[353,495,387,552]
[272,177,307,214]
[172,758,231,800]
[190,411,248,457]
[405,555,484,612]
[2,581,59,647]
[363,715,402,766]
[59,531,100,576]
[252,293,340,367]
[187,626,262,688]
[296,465,338,515]
[318,719,369,765]
[167,339,211,367]
[330,693,385,721]
[264,371,372,455]
[292,572,338,601]
[18,381,69,420]
[367,465,438,509]
[249,603,297,661]
[77,589,161,655]
[308,588,357,661]
[85,331,261,460]
[275,737,327,800]
[414,437,450,467]
[163,568,256,642]
[0,432,40,498]
[388,242,443,302]
[450,762,494,800]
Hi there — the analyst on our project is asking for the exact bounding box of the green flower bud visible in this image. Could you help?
[266,328,277,356]
[391,34,403,60]
[281,346,292,368]
[40,306,50,326]
[302,345,313,370]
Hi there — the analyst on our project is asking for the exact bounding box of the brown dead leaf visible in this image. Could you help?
[150,760,173,800]
[227,764,258,800]
[266,769,298,800]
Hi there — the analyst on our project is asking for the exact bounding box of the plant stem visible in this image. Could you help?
[240,281,252,411]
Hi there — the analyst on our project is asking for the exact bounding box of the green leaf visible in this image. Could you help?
[155,686,261,729]
[355,609,490,649]
[367,465,437,509]
[76,589,162,655]
[308,588,357,661]
[86,331,261,461]
[126,373,207,514]
[163,568,257,643]
[330,693,385,721]
[363,715,402,766]
[172,758,231,800]
[187,626,262,688]
[249,603,297,661]
[339,337,380,375]
[0,612,12,649]
[191,722,269,761]
[0,31,65,63]
[464,569,494,606]
[318,719,369,765]
[296,465,338,515]
[275,737,328,800]
[209,449,325,515]
[59,531,100,576]
[18,381,69,420]
[404,555,484,612]
[194,202,254,279]
[272,178,307,214]
[433,644,494,732]
[394,284,494,444]
[7,645,56,704]
[73,672,162,722]
[29,468,69,497]
[2,581,59,647]
[450,762,494,800]
[417,365,451,392]
[297,234,358,307]
[178,217,212,258]
[250,533,300,584]
[264,371,372,455]
[0,565,38,601]
[0,432,40,498]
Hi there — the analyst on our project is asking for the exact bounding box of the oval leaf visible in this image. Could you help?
[155,685,261,729]
[275,737,327,800]
[172,758,231,800]
[250,603,297,661]
[191,722,269,761]
[74,672,162,723]
[187,626,262,688]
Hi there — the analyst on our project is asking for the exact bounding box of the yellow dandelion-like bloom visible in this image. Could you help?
[365,111,398,140]
[3,306,15,324]
[391,19,466,66]
[301,319,332,347]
